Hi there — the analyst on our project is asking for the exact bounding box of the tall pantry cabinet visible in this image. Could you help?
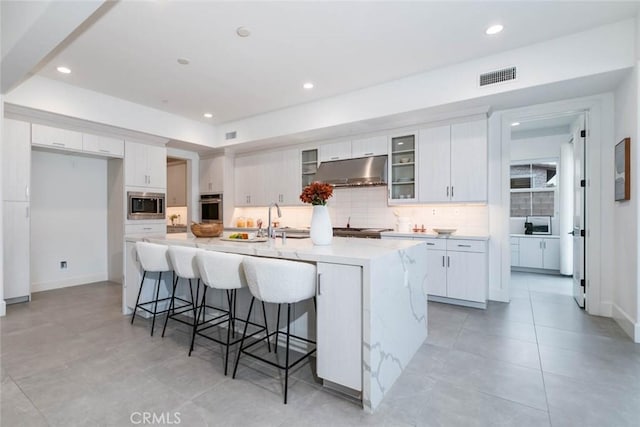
[2,118,31,302]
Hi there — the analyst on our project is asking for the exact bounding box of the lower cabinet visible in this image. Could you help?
[3,201,30,301]
[316,262,362,391]
[425,238,488,307]
[124,222,166,236]
[514,236,560,271]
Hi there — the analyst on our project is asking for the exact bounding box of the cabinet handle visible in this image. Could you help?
[99,149,110,153]
[457,244,472,248]
[442,256,445,267]
[143,227,152,231]
[317,273,322,295]
[364,152,374,155]
[543,241,546,249]
[446,186,449,197]
[52,142,65,147]
[447,256,450,267]
[451,186,454,198]
[208,183,212,191]
[426,242,435,246]
[330,156,339,160]
[25,186,29,199]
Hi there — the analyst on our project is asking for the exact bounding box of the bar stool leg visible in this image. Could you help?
[284,303,291,404]
[131,271,147,325]
[189,286,207,357]
[231,290,237,338]
[161,274,180,337]
[150,272,163,336]
[261,301,271,353]
[223,290,233,375]
[274,304,281,354]
[232,297,255,379]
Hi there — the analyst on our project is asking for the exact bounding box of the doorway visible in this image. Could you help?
[508,112,587,308]
[166,157,188,233]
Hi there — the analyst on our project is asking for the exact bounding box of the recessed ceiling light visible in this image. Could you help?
[57,66,71,74]
[485,24,504,35]
[177,58,190,65]
[511,122,521,127]
[203,113,213,118]
[236,26,251,37]
[303,82,314,90]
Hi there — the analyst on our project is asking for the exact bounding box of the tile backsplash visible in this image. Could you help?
[167,206,188,225]
[232,187,488,235]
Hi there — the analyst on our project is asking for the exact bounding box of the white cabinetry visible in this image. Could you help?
[31,123,83,151]
[319,141,351,162]
[125,141,167,189]
[234,153,263,206]
[167,162,187,207]
[388,132,417,203]
[124,223,166,236]
[3,119,31,202]
[3,201,30,300]
[351,135,387,158]
[516,236,560,270]
[316,262,362,391]
[418,119,487,203]
[82,133,124,158]
[423,238,487,307]
[510,237,520,267]
[200,155,224,194]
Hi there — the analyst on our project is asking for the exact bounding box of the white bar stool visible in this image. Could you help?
[192,250,271,375]
[161,245,202,338]
[131,241,172,336]
[233,256,317,404]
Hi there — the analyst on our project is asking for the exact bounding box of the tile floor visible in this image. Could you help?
[1,273,639,426]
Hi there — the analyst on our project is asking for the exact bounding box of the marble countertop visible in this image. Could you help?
[381,231,489,241]
[510,234,560,239]
[126,233,422,266]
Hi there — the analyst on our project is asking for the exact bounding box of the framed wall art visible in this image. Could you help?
[615,137,630,201]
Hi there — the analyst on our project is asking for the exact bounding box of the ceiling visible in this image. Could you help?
[36,1,638,126]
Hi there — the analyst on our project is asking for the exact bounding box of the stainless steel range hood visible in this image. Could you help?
[314,155,387,187]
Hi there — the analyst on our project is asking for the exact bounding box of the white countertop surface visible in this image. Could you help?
[510,234,560,239]
[126,233,422,266]
[381,231,489,241]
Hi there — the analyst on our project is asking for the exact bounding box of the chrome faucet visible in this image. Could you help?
[267,202,282,239]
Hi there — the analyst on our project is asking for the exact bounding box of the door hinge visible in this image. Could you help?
[580,229,585,237]
[580,279,586,289]
[580,179,586,187]
[580,130,586,138]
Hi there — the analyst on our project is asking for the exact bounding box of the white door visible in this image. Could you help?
[573,114,587,308]
[450,119,488,202]
[446,250,486,303]
[425,249,447,297]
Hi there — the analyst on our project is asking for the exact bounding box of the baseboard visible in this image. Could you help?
[489,287,509,302]
[31,274,108,293]
[598,301,613,317]
[0,300,6,317]
[612,303,640,343]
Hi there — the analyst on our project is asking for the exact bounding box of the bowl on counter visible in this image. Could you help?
[433,228,457,236]
[191,222,223,237]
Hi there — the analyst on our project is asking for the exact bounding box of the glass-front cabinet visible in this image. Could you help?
[388,133,417,203]
[301,149,318,189]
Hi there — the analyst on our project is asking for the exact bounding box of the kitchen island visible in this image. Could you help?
[123,234,428,412]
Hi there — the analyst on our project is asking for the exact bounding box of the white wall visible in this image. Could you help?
[30,150,108,291]
[613,65,639,341]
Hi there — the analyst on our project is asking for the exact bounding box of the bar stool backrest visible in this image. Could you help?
[242,257,316,304]
[135,242,171,273]
[168,245,200,279]
[196,250,247,290]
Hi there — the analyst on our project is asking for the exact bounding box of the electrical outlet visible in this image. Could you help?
[432,209,437,215]
[60,261,67,270]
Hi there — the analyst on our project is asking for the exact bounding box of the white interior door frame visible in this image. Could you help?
[493,93,614,317]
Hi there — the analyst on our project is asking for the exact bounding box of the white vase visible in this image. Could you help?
[310,205,333,245]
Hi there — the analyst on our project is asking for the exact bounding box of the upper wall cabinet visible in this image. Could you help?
[82,133,124,158]
[351,135,387,158]
[125,141,167,189]
[319,141,351,162]
[200,155,224,194]
[419,119,487,203]
[3,119,31,202]
[32,123,83,151]
[388,132,418,203]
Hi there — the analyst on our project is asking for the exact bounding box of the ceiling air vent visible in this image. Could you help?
[225,131,237,140]
[479,66,517,87]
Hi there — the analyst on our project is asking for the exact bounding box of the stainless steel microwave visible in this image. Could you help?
[127,192,165,220]
[525,216,551,235]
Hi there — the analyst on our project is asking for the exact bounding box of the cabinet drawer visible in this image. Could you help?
[446,239,486,253]
[32,124,83,151]
[125,223,166,235]
[420,238,446,250]
[83,133,124,157]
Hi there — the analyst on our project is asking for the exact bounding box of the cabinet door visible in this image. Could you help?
[351,135,387,158]
[446,250,487,303]
[316,262,362,391]
[450,120,487,202]
[278,148,301,205]
[418,125,450,203]
[234,154,259,206]
[31,124,83,151]
[3,201,30,299]
[319,141,351,162]
[389,133,417,202]
[518,237,544,269]
[200,156,224,194]
[542,238,560,270]
[83,133,124,157]
[167,162,187,206]
[145,144,167,189]
[124,142,147,187]
[2,119,31,202]
[426,249,447,297]
[510,237,520,267]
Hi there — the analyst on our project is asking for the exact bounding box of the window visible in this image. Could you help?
[510,161,557,217]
